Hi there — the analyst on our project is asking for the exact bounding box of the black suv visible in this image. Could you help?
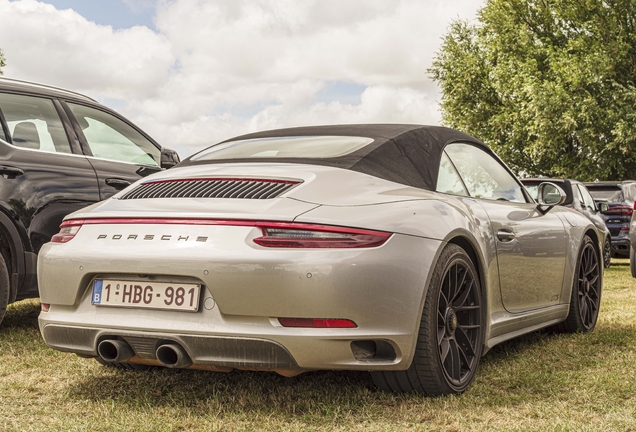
[0,78,179,323]
[584,181,636,258]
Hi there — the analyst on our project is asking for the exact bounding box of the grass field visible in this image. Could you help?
[1,260,635,431]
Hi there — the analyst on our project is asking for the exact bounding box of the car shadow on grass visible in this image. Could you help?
[63,324,635,415]
[0,298,40,333]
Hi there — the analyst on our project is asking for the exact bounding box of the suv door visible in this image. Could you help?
[62,102,162,200]
[444,143,568,313]
[0,92,100,296]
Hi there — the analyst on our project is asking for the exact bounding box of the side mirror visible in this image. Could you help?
[160,147,180,169]
[537,182,566,214]
[599,203,609,213]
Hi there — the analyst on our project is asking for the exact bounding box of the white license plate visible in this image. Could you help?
[92,279,201,312]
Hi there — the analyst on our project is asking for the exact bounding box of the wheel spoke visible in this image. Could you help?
[580,295,589,324]
[439,338,450,363]
[452,279,474,309]
[455,326,476,359]
[448,265,459,304]
[588,284,599,299]
[449,339,461,381]
[437,326,445,343]
[451,267,468,303]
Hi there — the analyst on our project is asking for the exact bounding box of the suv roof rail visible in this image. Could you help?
[0,77,97,102]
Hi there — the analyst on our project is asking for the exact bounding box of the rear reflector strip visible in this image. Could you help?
[278,318,357,328]
[53,219,392,248]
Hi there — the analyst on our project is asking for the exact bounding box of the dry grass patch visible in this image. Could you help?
[1,261,635,431]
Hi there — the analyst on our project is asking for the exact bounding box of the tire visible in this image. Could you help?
[603,238,611,269]
[95,357,150,370]
[555,236,601,333]
[0,254,11,326]
[630,247,636,279]
[371,243,483,395]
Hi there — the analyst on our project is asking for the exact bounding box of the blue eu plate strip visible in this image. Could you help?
[92,280,103,305]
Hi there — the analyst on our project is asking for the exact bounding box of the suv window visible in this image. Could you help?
[587,186,623,202]
[67,103,159,167]
[445,143,526,203]
[0,93,72,154]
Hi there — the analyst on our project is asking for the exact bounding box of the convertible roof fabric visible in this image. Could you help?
[180,124,487,190]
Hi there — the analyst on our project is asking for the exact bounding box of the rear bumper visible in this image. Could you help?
[37,223,441,371]
[610,237,630,257]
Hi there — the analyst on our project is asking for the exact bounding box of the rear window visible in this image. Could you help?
[190,136,374,161]
[586,186,623,202]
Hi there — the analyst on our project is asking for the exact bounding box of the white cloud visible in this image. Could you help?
[0,0,484,157]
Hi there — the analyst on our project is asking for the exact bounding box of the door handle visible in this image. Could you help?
[497,230,516,242]
[105,178,132,190]
[0,165,24,178]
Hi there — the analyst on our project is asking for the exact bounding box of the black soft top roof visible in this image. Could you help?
[181,124,487,190]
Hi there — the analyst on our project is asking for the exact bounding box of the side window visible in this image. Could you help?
[445,143,526,203]
[436,152,468,196]
[577,185,597,211]
[67,103,159,167]
[0,93,72,154]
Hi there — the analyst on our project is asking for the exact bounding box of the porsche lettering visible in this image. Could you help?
[96,234,208,242]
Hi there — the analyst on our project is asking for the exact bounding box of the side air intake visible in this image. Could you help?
[119,178,300,200]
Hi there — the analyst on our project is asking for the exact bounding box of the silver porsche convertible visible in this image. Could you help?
[38,125,602,395]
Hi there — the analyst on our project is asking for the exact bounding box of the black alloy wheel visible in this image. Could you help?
[603,238,611,268]
[436,254,482,388]
[555,236,601,333]
[371,243,483,395]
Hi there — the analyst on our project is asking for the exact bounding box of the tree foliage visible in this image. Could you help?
[430,0,636,180]
[0,48,4,75]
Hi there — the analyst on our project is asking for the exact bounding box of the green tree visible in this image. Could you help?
[0,48,4,75]
[430,0,636,180]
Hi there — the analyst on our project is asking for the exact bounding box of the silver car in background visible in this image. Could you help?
[37,125,603,395]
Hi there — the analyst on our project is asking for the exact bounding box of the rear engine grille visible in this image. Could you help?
[120,178,300,200]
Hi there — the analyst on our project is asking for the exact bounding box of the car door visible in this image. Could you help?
[62,101,162,200]
[0,92,100,254]
[444,143,568,313]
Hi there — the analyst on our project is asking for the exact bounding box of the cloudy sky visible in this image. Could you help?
[0,0,484,158]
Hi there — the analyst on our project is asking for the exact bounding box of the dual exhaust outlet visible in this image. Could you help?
[97,339,192,368]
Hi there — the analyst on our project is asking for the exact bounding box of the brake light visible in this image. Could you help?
[51,220,84,243]
[52,218,391,249]
[278,318,357,328]
[604,206,633,216]
[253,223,391,248]
[633,201,636,211]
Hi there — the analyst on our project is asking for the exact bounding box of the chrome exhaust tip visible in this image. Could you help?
[97,339,134,363]
[156,343,192,368]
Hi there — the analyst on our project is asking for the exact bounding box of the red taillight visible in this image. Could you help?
[53,218,391,249]
[604,206,633,216]
[51,220,84,243]
[278,318,357,328]
[633,201,636,211]
[41,303,50,312]
[253,223,391,248]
